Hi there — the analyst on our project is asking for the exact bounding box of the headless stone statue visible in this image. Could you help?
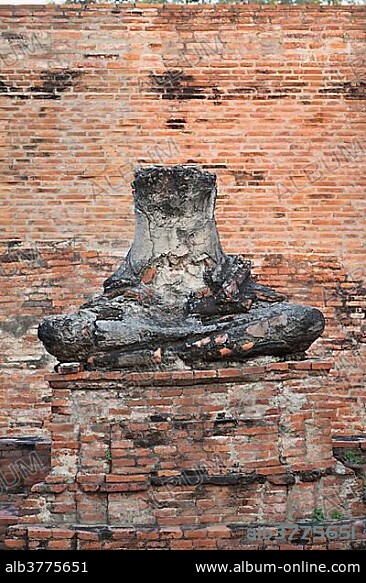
[39,166,325,369]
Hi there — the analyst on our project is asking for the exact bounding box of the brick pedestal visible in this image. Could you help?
[5,361,366,550]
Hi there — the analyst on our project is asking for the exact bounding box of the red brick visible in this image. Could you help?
[217,368,243,379]
[267,362,289,372]
[184,528,208,539]
[311,362,333,371]
[290,361,312,371]
[170,540,194,550]
[241,366,266,375]
[48,540,73,550]
[193,370,218,380]
[206,526,231,538]
[4,539,26,549]
[105,474,146,483]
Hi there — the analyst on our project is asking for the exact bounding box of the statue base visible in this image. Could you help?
[5,361,366,550]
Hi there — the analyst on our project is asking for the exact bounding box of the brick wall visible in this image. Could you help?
[0,5,365,436]
[0,437,50,548]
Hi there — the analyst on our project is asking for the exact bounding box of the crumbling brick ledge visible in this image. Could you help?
[6,519,366,551]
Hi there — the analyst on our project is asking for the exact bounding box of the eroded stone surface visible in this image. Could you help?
[38,166,325,368]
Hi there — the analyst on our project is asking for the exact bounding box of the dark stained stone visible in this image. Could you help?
[38,165,325,369]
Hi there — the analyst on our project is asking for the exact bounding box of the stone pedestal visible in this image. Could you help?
[5,360,366,550]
